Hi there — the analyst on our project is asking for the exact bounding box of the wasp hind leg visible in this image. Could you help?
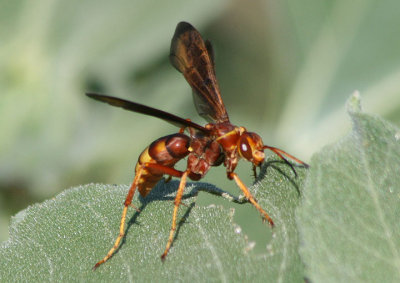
[92,167,143,270]
[93,164,186,270]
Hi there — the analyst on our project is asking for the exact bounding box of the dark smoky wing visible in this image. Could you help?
[86,93,209,134]
[169,21,229,123]
[205,39,216,72]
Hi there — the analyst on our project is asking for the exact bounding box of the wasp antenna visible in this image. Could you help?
[263,146,309,167]
[263,145,307,177]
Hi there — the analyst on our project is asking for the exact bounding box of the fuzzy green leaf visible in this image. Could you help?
[0,158,307,282]
[298,92,400,282]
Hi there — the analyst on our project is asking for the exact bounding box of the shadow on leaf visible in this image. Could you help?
[110,158,307,261]
[258,159,308,196]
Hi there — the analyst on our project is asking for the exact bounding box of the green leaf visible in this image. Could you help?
[297,92,400,282]
[0,158,307,282]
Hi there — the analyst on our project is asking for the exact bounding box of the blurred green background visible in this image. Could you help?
[1,0,399,245]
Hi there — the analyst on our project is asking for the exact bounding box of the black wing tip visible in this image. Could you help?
[175,21,196,35]
[86,92,113,100]
[170,22,198,72]
[171,22,197,46]
[85,93,118,105]
[86,92,101,99]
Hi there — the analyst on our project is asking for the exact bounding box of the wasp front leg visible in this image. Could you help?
[229,172,274,227]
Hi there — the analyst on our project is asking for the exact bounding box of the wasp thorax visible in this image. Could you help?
[238,132,265,165]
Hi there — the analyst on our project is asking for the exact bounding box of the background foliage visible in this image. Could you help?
[1,0,400,280]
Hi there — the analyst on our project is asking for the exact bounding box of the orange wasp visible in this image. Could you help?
[87,21,308,270]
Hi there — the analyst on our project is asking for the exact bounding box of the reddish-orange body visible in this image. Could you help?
[136,121,267,199]
[135,134,192,197]
[87,21,308,270]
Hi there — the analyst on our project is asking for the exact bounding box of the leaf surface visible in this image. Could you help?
[0,158,307,282]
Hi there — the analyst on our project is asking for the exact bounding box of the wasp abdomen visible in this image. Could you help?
[148,134,191,164]
[136,133,191,197]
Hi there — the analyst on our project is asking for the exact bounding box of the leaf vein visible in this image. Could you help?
[29,238,54,281]
[80,190,134,281]
[320,213,395,266]
[354,119,400,271]
[193,209,227,283]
